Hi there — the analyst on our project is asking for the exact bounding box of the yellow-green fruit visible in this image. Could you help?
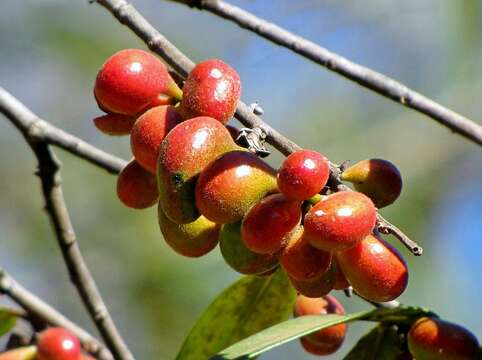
[158,205,220,257]
[407,317,480,360]
[195,151,278,224]
[219,222,278,275]
[341,158,402,208]
[0,346,37,360]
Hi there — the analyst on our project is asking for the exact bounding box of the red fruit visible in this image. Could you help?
[304,191,377,251]
[241,194,301,254]
[336,234,408,302]
[332,258,350,290]
[37,328,81,360]
[93,113,136,135]
[341,158,402,208]
[180,59,241,124]
[288,270,334,298]
[280,226,332,282]
[117,160,158,209]
[408,317,480,360]
[294,295,347,356]
[130,105,182,173]
[277,150,330,200]
[94,49,182,115]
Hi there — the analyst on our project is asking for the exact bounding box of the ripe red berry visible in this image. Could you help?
[37,327,81,360]
[180,59,241,124]
[94,49,182,116]
[288,270,334,298]
[294,295,347,356]
[304,191,377,251]
[408,317,480,360]
[117,159,158,209]
[277,150,330,200]
[93,113,137,136]
[130,105,182,173]
[241,194,301,254]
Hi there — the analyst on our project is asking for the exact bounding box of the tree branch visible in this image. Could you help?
[167,0,482,146]
[0,88,126,174]
[94,0,423,256]
[0,267,113,360]
[0,91,134,360]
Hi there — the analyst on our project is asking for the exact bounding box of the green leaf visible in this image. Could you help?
[0,309,18,337]
[213,305,432,359]
[176,269,296,360]
[343,324,403,360]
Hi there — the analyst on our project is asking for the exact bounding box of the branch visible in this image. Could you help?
[167,0,482,146]
[94,0,422,257]
[0,267,113,360]
[0,88,126,174]
[0,91,134,360]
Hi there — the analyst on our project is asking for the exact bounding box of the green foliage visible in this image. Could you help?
[343,325,404,360]
[176,269,295,360]
[213,305,432,359]
[0,309,18,338]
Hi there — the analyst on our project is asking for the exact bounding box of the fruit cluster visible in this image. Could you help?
[92,49,410,306]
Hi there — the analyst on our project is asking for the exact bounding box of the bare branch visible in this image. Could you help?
[0,267,113,360]
[0,88,126,174]
[0,90,134,360]
[94,0,422,256]
[168,0,482,146]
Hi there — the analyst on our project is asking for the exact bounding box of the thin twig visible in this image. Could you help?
[167,0,482,146]
[0,267,113,360]
[0,91,134,360]
[0,88,126,174]
[94,0,422,256]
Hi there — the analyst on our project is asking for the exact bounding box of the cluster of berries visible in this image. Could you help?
[92,49,410,306]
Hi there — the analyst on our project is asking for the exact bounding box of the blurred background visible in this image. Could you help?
[1,1,481,359]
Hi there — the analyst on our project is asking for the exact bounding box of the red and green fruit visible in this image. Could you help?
[304,191,377,251]
[0,346,37,360]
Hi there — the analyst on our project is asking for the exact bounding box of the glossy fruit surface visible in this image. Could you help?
[130,105,182,173]
[0,346,37,360]
[219,222,278,275]
[37,328,81,360]
[93,113,136,135]
[158,206,220,257]
[304,191,377,251]
[157,116,238,223]
[288,269,334,298]
[407,317,480,360]
[280,226,331,282]
[242,194,301,254]
[337,234,408,302]
[195,150,277,224]
[294,295,347,355]
[117,159,158,209]
[94,49,182,115]
[341,158,402,208]
[277,150,330,200]
[180,59,241,124]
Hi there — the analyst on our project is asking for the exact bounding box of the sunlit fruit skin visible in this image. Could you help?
[288,268,334,298]
[407,317,480,360]
[341,158,402,209]
[158,205,220,258]
[37,328,81,360]
[336,234,408,302]
[93,113,136,136]
[280,226,332,282]
[219,222,278,275]
[94,49,182,115]
[179,59,241,124]
[304,191,377,251]
[294,295,347,355]
[195,150,278,224]
[0,346,37,360]
[277,150,330,201]
[130,105,182,173]
[117,159,158,209]
[241,194,301,254]
[157,116,238,224]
